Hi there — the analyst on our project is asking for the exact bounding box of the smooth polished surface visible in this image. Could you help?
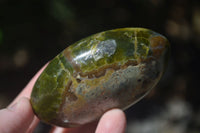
[30,28,170,127]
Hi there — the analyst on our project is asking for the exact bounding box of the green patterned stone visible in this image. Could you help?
[30,28,170,127]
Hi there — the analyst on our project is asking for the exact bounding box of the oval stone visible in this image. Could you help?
[30,28,170,127]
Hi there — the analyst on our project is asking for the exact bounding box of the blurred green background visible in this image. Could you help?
[0,0,200,132]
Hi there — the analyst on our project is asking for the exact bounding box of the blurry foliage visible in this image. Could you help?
[0,0,200,132]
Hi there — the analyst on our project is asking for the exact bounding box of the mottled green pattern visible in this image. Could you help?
[31,28,169,127]
[31,53,73,122]
[68,28,157,73]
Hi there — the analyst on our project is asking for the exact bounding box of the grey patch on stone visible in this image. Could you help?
[93,39,117,61]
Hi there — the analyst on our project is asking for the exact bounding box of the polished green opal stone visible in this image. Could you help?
[30,28,170,127]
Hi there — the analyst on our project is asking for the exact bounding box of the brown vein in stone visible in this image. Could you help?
[150,36,168,58]
[66,53,154,80]
[59,80,74,114]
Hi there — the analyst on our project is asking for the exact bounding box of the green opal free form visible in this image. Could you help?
[31,28,170,127]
